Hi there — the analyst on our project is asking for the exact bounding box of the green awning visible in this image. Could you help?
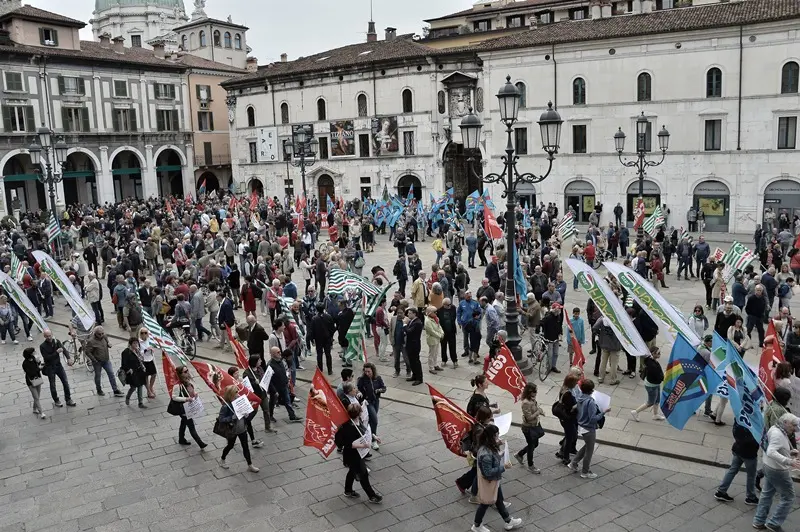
[156,165,182,172]
[112,168,142,176]
[2,173,40,182]
[62,171,95,179]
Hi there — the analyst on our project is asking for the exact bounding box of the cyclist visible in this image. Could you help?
[166,293,192,340]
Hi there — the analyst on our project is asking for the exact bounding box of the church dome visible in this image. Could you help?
[94,0,186,12]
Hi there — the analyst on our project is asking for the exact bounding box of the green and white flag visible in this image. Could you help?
[641,206,664,237]
[46,212,60,244]
[33,250,94,330]
[365,281,395,318]
[0,271,47,333]
[10,254,24,281]
[343,295,367,363]
[557,212,576,241]
[141,309,190,365]
[721,241,756,272]
[679,226,691,242]
[328,268,382,298]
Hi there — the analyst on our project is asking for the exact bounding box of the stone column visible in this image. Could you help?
[98,146,114,205]
[143,144,158,199]
[93,75,106,132]
[181,81,191,133]
[183,143,195,197]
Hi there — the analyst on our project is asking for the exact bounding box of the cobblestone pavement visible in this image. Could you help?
[0,232,797,531]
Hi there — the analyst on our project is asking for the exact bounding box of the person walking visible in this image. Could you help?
[227,366,264,449]
[593,318,622,385]
[168,365,207,449]
[404,308,424,385]
[310,302,335,375]
[217,385,260,472]
[424,305,445,374]
[0,295,19,344]
[753,413,800,531]
[630,346,665,421]
[243,355,277,434]
[466,374,500,417]
[514,383,545,473]
[714,421,760,505]
[334,402,383,503]
[120,337,147,408]
[39,329,75,407]
[471,424,523,532]
[390,306,409,378]
[554,374,580,465]
[357,362,386,451]
[568,379,610,479]
[83,326,124,397]
[438,298,458,368]
[22,347,46,419]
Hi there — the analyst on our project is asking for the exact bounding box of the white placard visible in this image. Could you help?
[592,391,611,413]
[231,395,254,420]
[241,376,254,393]
[503,440,510,465]
[355,427,372,458]
[183,397,205,420]
[360,400,369,426]
[259,366,274,391]
[494,412,512,437]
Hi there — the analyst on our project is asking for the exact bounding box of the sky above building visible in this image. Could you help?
[28,0,468,63]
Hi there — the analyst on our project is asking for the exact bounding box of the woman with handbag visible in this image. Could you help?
[227,366,264,448]
[471,424,523,532]
[120,338,147,408]
[455,406,492,500]
[216,385,260,472]
[22,347,46,419]
[356,362,386,451]
[168,366,207,449]
[514,383,545,473]
[554,374,580,465]
[333,403,383,504]
[138,328,158,399]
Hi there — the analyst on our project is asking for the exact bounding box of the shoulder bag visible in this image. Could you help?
[213,418,237,439]
[476,458,499,505]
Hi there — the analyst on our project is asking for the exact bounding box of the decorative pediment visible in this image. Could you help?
[440,71,478,87]
[306,165,343,180]
[127,27,144,34]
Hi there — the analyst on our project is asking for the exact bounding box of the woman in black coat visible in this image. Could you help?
[334,403,383,504]
[120,338,147,408]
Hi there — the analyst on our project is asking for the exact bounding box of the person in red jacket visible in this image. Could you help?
[240,276,258,317]
[584,241,596,267]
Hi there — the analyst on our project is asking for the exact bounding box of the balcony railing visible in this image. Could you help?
[195,154,231,167]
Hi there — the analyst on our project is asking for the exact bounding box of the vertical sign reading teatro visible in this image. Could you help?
[258,127,278,162]
[329,120,355,156]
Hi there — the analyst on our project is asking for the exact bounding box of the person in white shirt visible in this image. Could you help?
[753,413,800,530]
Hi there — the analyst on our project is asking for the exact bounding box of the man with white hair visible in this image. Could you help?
[753,413,800,530]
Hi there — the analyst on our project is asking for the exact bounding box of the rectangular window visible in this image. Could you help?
[4,72,23,92]
[704,119,722,151]
[506,15,524,28]
[318,137,329,159]
[156,109,179,131]
[514,128,528,155]
[570,7,588,20]
[197,111,214,131]
[403,131,415,155]
[284,179,294,197]
[572,125,587,154]
[778,117,797,149]
[249,142,258,163]
[203,142,213,164]
[58,76,84,95]
[113,80,128,98]
[196,85,211,101]
[63,107,90,132]
[155,83,176,100]
[360,186,371,198]
[538,11,552,23]
[39,27,58,46]
[112,108,137,132]
[359,133,370,157]
[2,105,34,132]
[131,35,142,47]
[473,19,491,32]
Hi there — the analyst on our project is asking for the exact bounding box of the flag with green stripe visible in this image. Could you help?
[10,254,24,281]
[557,212,576,241]
[343,295,367,363]
[721,241,756,272]
[365,281,395,318]
[642,206,664,237]
[46,212,60,244]
[327,268,382,298]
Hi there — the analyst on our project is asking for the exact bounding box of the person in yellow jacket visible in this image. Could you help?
[432,238,445,266]
[209,217,219,236]
[424,306,445,374]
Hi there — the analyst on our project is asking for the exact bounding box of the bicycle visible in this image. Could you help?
[65,331,93,374]
[175,324,197,360]
[527,333,550,382]
[595,249,615,268]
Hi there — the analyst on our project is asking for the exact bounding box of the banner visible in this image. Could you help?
[603,262,700,346]
[257,126,279,162]
[760,320,786,401]
[330,120,355,156]
[428,384,475,457]
[484,341,526,402]
[725,341,765,444]
[162,353,180,399]
[371,116,398,156]
[0,271,47,333]
[304,369,349,457]
[32,251,94,331]
[565,259,649,356]
[633,198,645,230]
[191,360,261,408]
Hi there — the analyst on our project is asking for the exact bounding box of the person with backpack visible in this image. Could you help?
[567,379,610,479]
[553,373,580,465]
[778,277,794,312]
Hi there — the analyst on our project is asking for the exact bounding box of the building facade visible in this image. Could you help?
[90,0,189,50]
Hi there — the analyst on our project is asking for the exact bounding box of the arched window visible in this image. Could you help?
[515,81,527,108]
[706,67,722,98]
[181,35,187,50]
[199,30,207,47]
[781,61,799,94]
[317,98,326,121]
[357,94,368,117]
[280,102,289,124]
[572,77,586,105]
[213,30,221,47]
[437,91,445,114]
[637,72,651,102]
[402,89,413,113]
[234,33,242,50]
[223,32,232,48]
[246,106,255,127]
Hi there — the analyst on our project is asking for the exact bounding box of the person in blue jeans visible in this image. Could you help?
[39,329,76,407]
[266,347,302,423]
[714,422,760,505]
[471,424,523,532]
[753,414,800,531]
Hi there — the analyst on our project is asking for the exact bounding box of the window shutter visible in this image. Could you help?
[81,108,90,132]
[170,84,176,99]
[112,110,120,132]
[57,75,65,94]
[156,110,164,131]
[52,30,58,46]
[130,109,138,132]
[172,110,179,130]
[196,85,201,100]
[79,79,86,95]
[197,111,202,130]
[1,107,11,131]
[39,28,44,45]
[61,107,70,131]
[25,106,34,132]
[209,112,214,131]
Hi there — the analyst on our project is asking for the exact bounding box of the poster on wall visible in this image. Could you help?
[698,197,725,217]
[583,195,595,214]
[642,196,658,215]
[258,127,279,162]
[291,124,315,157]
[371,116,398,156]
[330,121,355,157]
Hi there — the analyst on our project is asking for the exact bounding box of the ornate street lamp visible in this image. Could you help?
[28,125,70,258]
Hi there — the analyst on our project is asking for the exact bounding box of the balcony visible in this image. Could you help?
[195,154,231,167]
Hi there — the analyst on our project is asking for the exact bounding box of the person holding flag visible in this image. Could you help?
[168,365,207,449]
[334,402,383,503]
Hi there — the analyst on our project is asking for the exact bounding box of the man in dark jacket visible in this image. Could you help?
[216,293,235,349]
[243,355,277,433]
[246,315,269,365]
[485,258,501,291]
[715,297,741,338]
[310,302,336,375]
[83,243,99,275]
[745,285,768,347]
[437,298,458,368]
[39,329,76,407]
[631,306,658,375]
[336,301,355,365]
[761,267,778,310]
[267,347,301,422]
[404,308,424,385]
[713,422,760,504]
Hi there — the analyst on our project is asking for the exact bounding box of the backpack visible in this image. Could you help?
[779,283,791,298]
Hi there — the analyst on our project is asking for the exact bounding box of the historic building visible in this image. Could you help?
[224,0,799,233]
[90,0,189,50]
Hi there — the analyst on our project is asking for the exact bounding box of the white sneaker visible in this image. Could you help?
[630,410,640,422]
[247,464,260,473]
[581,472,598,479]
[12,340,18,345]
[653,414,666,421]
[1,340,6,344]
[567,462,578,472]
[219,459,229,469]
[371,441,379,451]
[40,413,46,419]
[471,525,490,532]
[504,517,523,530]
[27,336,32,341]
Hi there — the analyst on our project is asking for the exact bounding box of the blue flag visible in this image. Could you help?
[723,341,765,443]
[326,194,334,214]
[522,209,531,229]
[512,243,527,299]
[660,334,722,430]
[406,184,414,203]
[482,189,496,210]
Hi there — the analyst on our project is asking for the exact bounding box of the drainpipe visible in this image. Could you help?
[551,44,557,109]
[269,81,276,125]
[737,25,743,151]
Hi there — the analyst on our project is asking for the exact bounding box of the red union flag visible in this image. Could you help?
[162,353,180,398]
[564,308,585,370]
[483,205,503,240]
[485,340,527,402]
[191,360,261,408]
[226,325,249,370]
[633,198,645,229]
[304,369,349,457]
[760,320,786,401]
[428,384,475,457]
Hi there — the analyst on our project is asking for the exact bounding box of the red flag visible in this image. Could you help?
[164,199,173,215]
[268,196,275,208]
[564,308,585,370]
[483,205,502,240]
[484,340,527,402]
[191,360,261,408]
[328,225,339,243]
[228,195,238,211]
[632,198,645,230]
[427,384,475,457]
[226,325,250,370]
[304,369,350,457]
[249,191,259,211]
[162,353,180,398]
[299,194,307,211]
[760,320,786,401]
[184,193,193,205]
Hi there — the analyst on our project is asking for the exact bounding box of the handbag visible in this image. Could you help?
[212,418,236,439]
[117,368,127,386]
[29,376,43,387]
[476,460,499,505]
[167,399,184,416]
[531,424,546,439]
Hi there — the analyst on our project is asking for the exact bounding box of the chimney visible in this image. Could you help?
[601,0,613,17]
[367,20,377,42]
[631,0,642,14]
[590,0,602,20]
[280,53,288,62]
[111,36,125,53]
[98,32,111,48]
[246,56,258,72]
[641,0,653,13]
[385,27,396,41]
[152,41,166,58]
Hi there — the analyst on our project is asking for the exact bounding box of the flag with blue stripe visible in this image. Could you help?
[512,243,527,300]
[723,340,765,443]
[326,194,334,214]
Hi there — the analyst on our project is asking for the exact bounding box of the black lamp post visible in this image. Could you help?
[283,129,318,213]
[460,75,563,371]
[28,126,68,257]
[614,112,670,240]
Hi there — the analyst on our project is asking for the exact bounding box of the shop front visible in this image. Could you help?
[693,180,730,232]
[763,179,800,228]
[564,181,595,223]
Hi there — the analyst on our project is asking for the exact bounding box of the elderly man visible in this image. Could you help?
[476,278,495,304]
[40,329,76,407]
[189,285,211,342]
[492,292,506,325]
[744,284,769,347]
[83,326,124,397]
[481,296,501,351]
[530,265,549,301]
[752,414,800,530]
[541,282,563,307]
